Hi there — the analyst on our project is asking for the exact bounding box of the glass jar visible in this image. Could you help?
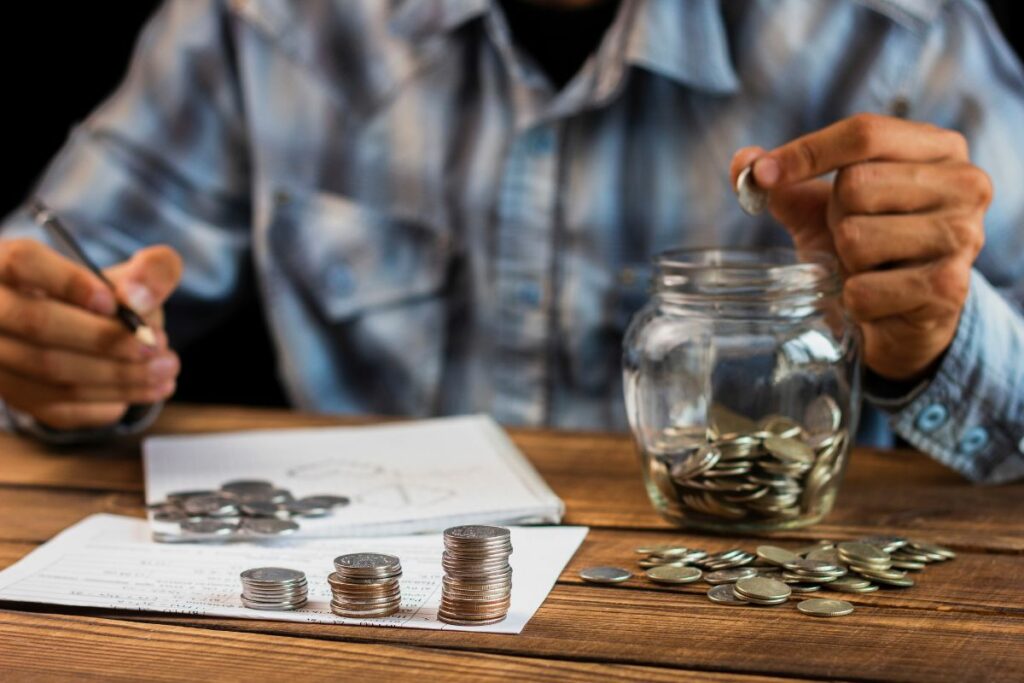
[623,248,862,532]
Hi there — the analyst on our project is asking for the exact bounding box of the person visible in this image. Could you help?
[0,0,1021,483]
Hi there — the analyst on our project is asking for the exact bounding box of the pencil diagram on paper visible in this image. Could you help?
[285,459,476,509]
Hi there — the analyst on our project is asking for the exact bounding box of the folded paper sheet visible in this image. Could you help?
[143,415,564,539]
[0,514,587,634]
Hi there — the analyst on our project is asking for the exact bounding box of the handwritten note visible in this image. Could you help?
[0,514,587,634]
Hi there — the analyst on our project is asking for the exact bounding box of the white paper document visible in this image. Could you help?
[143,415,564,539]
[0,514,587,634]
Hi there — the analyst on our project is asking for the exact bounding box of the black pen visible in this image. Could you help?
[28,199,157,347]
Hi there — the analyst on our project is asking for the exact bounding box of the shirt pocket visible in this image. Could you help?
[268,187,453,321]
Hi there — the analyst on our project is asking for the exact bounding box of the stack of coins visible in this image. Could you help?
[439,525,513,626]
[329,553,403,618]
[642,398,847,523]
[240,567,308,610]
[149,478,350,542]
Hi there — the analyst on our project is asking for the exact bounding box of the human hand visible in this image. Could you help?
[731,113,991,381]
[0,239,183,429]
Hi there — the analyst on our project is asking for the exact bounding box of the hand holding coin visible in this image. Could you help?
[729,113,991,382]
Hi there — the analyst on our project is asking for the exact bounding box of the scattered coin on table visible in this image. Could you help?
[604,536,954,617]
[148,478,351,541]
[580,566,632,584]
[797,598,855,617]
[645,565,703,585]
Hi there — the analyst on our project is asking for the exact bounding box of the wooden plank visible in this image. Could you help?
[15,583,1018,683]
[0,488,140,543]
[0,610,794,683]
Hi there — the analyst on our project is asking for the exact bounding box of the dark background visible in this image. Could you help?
[1,1,1021,408]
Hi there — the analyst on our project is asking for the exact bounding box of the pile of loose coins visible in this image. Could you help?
[329,553,404,618]
[148,479,351,541]
[643,400,848,524]
[439,525,514,626]
[239,567,309,610]
[579,536,955,618]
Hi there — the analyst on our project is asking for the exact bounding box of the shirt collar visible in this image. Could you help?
[392,0,739,95]
[624,0,740,95]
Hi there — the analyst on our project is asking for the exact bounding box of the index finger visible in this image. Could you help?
[0,239,115,315]
[755,114,968,188]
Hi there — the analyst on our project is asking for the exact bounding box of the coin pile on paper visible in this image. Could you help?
[439,525,513,626]
[329,553,403,619]
[148,479,350,542]
[240,567,308,611]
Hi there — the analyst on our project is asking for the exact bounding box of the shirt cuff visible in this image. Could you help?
[885,269,1024,483]
[4,402,164,444]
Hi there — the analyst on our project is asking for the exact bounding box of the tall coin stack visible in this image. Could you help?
[239,567,308,610]
[439,525,513,626]
[329,553,403,619]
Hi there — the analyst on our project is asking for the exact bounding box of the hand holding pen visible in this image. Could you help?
[0,200,183,430]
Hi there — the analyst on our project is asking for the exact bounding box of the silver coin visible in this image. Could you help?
[756,545,801,567]
[704,567,758,585]
[286,499,332,517]
[734,576,791,602]
[221,480,275,495]
[241,567,306,583]
[241,518,300,535]
[239,501,289,518]
[579,566,632,584]
[180,518,238,535]
[644,565,703,585]
[165,489,217,503]
[444,525,511,541]
[335,553,402,572]
[182,494,239,517]
[707,584,749,605]
[804,395,842,436]
[797,598,854,617]
[298,494,351,509]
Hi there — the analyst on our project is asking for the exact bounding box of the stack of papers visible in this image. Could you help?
[143,415,564,539]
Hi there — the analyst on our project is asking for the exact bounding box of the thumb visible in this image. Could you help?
[105,245,183,316]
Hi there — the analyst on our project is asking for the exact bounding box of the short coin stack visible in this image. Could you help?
[329,553,403,619]
[240,567,308,611]
[439,525,513,626]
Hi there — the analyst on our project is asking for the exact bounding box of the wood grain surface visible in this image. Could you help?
[0,404,1020,682]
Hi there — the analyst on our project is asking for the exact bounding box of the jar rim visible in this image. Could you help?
[653,247,841,304]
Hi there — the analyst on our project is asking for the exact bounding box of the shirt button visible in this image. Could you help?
[914,403,948,433]
[325,264,355,296]
[957,427,989,455]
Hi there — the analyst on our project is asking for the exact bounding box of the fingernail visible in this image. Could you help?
[124,283,156,315]
[86,289,115,315]
[753,157,781,187]
[148,356,178,380]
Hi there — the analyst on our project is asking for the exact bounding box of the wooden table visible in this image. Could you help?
[0,405,1021,682]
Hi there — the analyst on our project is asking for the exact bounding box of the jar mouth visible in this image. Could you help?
[653,247,841,303]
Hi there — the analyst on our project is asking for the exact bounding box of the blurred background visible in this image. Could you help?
[2,0,1022,409]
